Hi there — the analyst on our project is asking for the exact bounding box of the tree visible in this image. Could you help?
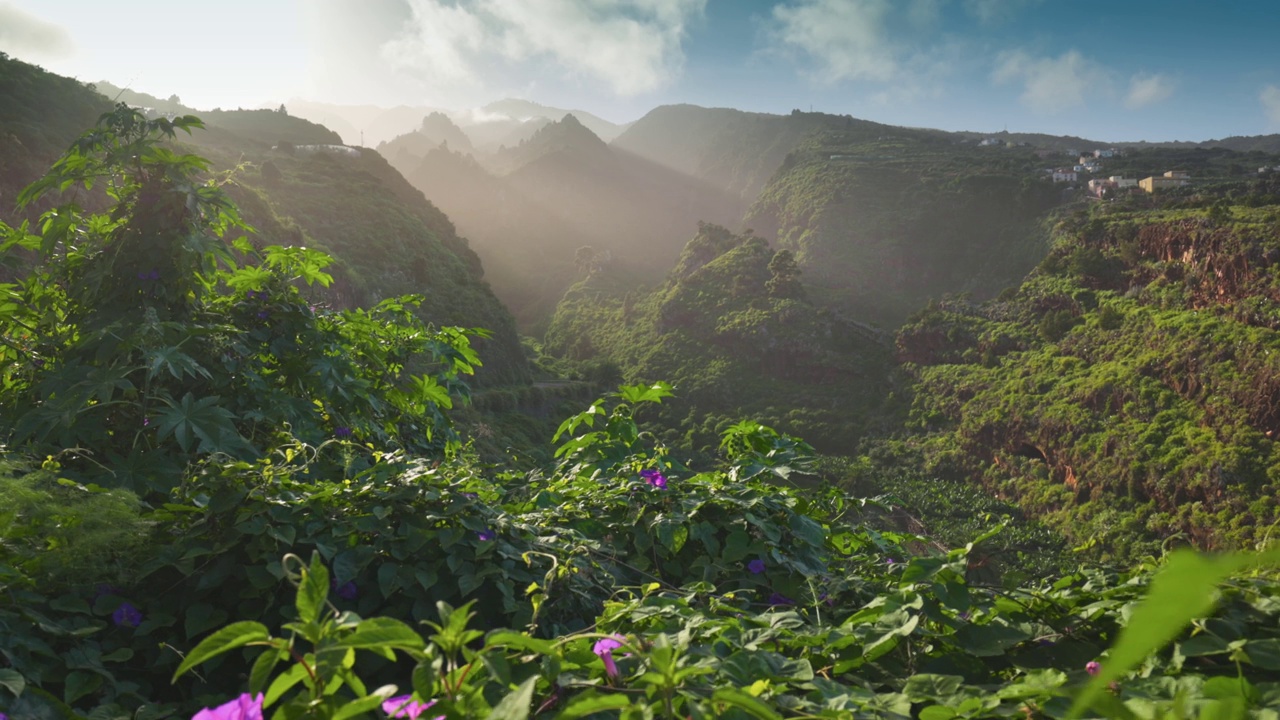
[766,249,805,299]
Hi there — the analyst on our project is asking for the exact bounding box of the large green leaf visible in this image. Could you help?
[484,675,537,720]
[172,621,271,680]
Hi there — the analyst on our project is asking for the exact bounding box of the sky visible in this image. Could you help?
[2,0,1279,142]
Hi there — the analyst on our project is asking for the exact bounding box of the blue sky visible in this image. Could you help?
[2,0,1278,141]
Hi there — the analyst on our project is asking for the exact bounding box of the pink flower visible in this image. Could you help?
[1086,661,1102,676]
[593,634,626,678]
[381,695,442,720]
[192,693,264,720]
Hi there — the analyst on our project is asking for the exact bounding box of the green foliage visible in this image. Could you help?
[745,132,1061,326]
[0,462,149,589]
[899,202,1280,559]
[0,105,482,492]
[544,224,892,456]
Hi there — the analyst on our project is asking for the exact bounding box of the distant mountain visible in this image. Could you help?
[478,98,627,142]
[284,100,444,146]
[490,113,611,172]
[401,146,588,329]
[745,128,1062,326]
[389,114,743,330]
[283,97,627,152]
[496,116,742,276]
[612,106,868,204]
[377,112,475,178]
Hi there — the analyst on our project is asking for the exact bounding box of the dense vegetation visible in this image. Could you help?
[4,109,1280,720]
[897,188,1280,560]
[544,223,893,454]
[13,51,1280,720]
[745,131,1063,327]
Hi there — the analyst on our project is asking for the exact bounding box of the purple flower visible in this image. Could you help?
[1086,661,1102,676]
[381,695,441,720]
[334,426,352,438]
[112,601,142,627]
[144,417,150,427]
[767,592,794,607]
[1,712,8,720]
[476,529,496,541]
[593,635,626,678]
[886,558,896,566]
[256,310,269,320]
[640,469,668,489]
[148,270,160,281]
[959,611,971,621]
[747,559,766,575]
[193,692,263,720]
[337,581,358,600]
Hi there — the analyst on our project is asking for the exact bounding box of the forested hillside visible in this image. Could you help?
[612,106,860,206]
[898,181,1280,559]
[746,130,1063,326]
[545,223,893,453]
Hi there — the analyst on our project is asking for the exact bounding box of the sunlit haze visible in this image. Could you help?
[3,0,1279,141]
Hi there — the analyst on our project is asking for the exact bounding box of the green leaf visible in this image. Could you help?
[711,688,782,720]
[903,674,964,702]
[249,647,284,695]
[554,692,631,719]
[264,661,309,707]
[1244,638,1280,671]
[332,690,397,720]
[918,707,957,720]
[63,670,101,705]
[1068,551,1246,718]
[485,631,557,655]
[341,618,424,652]
[0,668,26,697]
[484,675,538,720]
[172,621,271,680]
[297,554,329,626]
[954,621,1031,657]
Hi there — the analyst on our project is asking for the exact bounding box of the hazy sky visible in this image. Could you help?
[3,0,1278,141]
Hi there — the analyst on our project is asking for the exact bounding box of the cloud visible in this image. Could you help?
[0,2,73,60]
[993,49,1108,114]
[769,0,903,84]
[381,0,705,97]
[1263,85,1280,129]
[963,0,1041,25]
[1124,72,1174,109]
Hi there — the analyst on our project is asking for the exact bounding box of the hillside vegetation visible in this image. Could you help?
[545,223,893,453]
[746,130,1063,326]
[898,189,1280,559]
[3,108,1280,720]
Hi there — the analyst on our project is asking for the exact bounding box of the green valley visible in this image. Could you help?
[4,13,1280,718]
